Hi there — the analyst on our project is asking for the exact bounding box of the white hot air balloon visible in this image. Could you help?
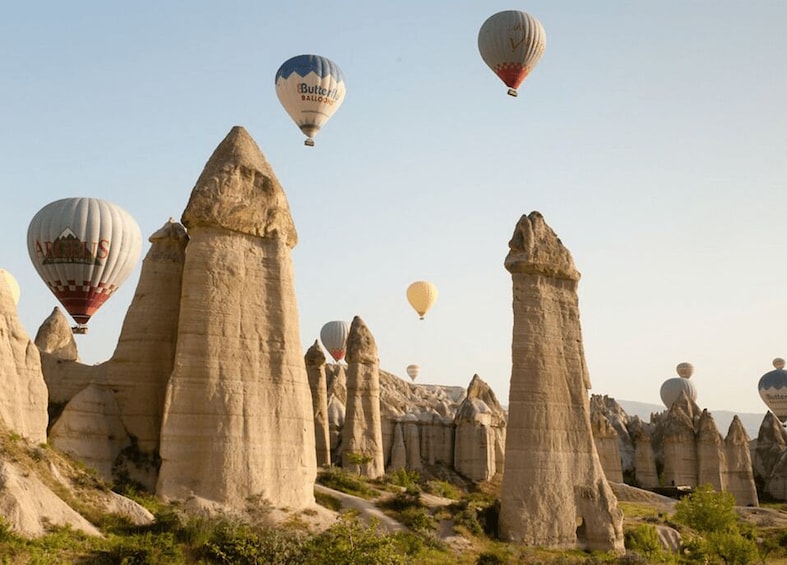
[478,10,546,97]
[660,362,697,409]
[406,364,420,382]
[320,320,351,363]
[275,54,346,147]
[0,269,20,305]
[27,197,143,333]
[406,281,438,320]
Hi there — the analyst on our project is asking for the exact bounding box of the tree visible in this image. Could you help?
[673,484,739,534]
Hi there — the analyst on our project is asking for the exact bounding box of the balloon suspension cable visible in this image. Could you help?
[507,88,518,97]
[304,138,315,147]
[71,325,88,335]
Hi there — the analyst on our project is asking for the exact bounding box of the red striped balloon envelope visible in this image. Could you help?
[27,197,142,332]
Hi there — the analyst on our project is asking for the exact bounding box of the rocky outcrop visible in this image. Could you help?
[629,419,659,489]
[591,411,623,483]
[696,410,724,491]
[725,417,757,506]
[341,316,385,478]
[157,126,316,509]
[466,374,506,473]
[0,275,48,444]
[660,393,699,487]
[34,307,78,361]
[754,411,787,500]
[454,397,495,481]
[498,212,624,552]
[104,218,187,456]
[49,383,130,482]
[305,341,331,467]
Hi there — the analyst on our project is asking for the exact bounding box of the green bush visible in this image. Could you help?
[707,530,758,565]
[386,468,421,490]
[624,524,666,560]
[201,521,305,565]
[301,513,406,565]
[425,479,462,500]
[317,466,378,499]
[673,484,739,534]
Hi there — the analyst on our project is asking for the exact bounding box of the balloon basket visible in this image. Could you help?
[71,325,88,335]
[507,88,518,97]
[304,138,315,147]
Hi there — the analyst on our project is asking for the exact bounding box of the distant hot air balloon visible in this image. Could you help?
[0,269,20,305]
[406,364,420,382]
[660,362,697,409]
[478,10,546,97]
[27,197,142,334]
[758,358,787,423]
[275,54,346,146]
[320,320,351,362]
[406,281,438,320]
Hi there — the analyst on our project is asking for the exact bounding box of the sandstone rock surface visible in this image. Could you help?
[499,212,624,552]
[305,340,331,467]
[341,316,385,478]
[157,126,316,509]
[0,277,48,444]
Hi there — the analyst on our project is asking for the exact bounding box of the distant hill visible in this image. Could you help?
[617,399,765,440]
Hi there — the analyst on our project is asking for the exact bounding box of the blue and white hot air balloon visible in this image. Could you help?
[759,358,787,423]
[275,54,346,146]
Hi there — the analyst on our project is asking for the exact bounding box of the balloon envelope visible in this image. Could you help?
[478,10,546,96]
[320,320,351,362]
[27,197,142,329]
[275,54,346,146]
[759,366,787,422]
[660,377,697,409]
[406,281,438,319]
[406,364,420,382]
[0,269,20,305]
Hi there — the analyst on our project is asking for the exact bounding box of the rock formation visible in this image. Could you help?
[0,273,48,444]
[753,411,787,500]
[696,410,724,491]
[49,383,130,481]
[466,374,506,472]
[591,410,623,483]
[498,211,624,552]
[341,316,385,478]
[660,392,700,487]
[629,419,659,489]
[305,340,331,467]
[156,126,316,509]
[454,397,495,481]
[34,307,78,361]
[725,416,757,506]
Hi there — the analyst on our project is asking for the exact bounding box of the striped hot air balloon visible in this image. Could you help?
[759,358,787,423]
[320,320,351,362]
[478,10,546,97]
[275,54,346,146]
[27,197,142,333]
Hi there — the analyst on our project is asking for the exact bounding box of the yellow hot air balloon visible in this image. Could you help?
[406,281,438,320]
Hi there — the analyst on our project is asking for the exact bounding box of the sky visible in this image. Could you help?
[1,2,786,417]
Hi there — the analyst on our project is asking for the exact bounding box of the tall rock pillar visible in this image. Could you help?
[305,341,331,467]
[157,126,316,509]
[498,212,624,553]
[341,316,385,478]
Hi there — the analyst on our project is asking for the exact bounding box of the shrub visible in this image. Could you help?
[707,530,758,565]
[673,484,739,534]
[201,521,306,565]
[425,479,462,500]
[386,468,421,491]
[314,489,342,511]
[624,524,664,560]
[301,512,406,565]
[317,466,378,499]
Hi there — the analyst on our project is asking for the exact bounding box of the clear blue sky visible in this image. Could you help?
[2,2,786,416]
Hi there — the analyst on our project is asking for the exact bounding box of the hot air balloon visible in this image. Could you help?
[27,197,142,334]
[660,362,697,409]
[406,364,420,382]
[478,10,546,97]
[275,54,346,147]
[0,269,20,305]
[758,358,787,423]
[320,320,351,362]
[406,281,438,320]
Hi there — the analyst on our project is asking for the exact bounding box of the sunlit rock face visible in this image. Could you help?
[725,416,757,507]
[754,411,787,500]
[156,126,316,509]
[498,211,624,553]
[591,410,623,483]
[341,316,385,479]
[305,341,331,467]
[0,277,48,444]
